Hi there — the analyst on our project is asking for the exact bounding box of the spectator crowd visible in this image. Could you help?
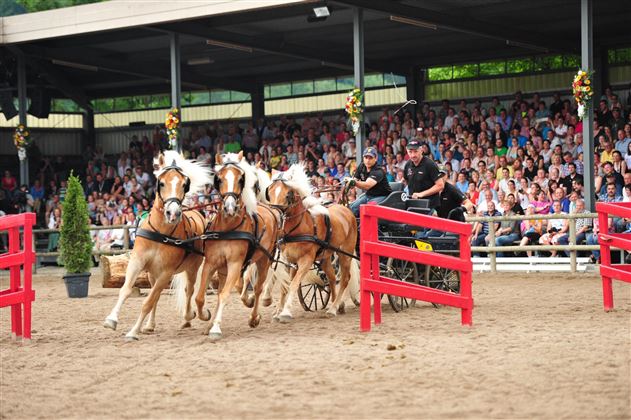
[1,85,631,262]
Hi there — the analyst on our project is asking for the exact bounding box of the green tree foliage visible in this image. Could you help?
[15,0,106,13]
[59,173,93,274]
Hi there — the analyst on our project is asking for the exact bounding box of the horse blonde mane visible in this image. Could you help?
[153,150,212,195]
[254,166,272,203]
[272,163,329,216]
[215,152,258,215]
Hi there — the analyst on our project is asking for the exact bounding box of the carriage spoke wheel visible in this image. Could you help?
[298,269,331,312]
[422,266,460,308]
[382,257,419,312]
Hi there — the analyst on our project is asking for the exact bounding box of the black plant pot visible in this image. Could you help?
[63,272,91,298]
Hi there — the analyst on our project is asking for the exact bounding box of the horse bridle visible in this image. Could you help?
[266,175,297,212]
[214,162,246,204]
[156,160,190,210]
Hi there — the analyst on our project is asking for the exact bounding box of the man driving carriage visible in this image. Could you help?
[348,146,392,216]
[403,139,445,214]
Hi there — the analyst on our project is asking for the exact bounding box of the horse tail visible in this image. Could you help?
[271,257,292,294]
[243,263,258,292]
[348,254,361,305]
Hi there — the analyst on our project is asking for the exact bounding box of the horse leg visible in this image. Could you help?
[142,272,159,333]
[278,257,312,323]
[328,255,352,316]
[272,265,293,320]
[207,261,242,340]
[195,262,214,325]
[181,262,203,328]
[125,273,171,341]
[104,256,145,330]
[240,263,256,308]
[248,259,269,328]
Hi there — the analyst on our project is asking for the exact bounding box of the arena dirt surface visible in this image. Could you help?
[1,267,630,419]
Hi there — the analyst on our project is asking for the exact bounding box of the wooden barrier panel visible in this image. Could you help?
[359,204,473,332]
[0,213,36,341]
[595,202,631,311]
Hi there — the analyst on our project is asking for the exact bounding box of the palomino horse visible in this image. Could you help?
[177,151,281,340]
[266,163,359,322]
[103,151,212,340]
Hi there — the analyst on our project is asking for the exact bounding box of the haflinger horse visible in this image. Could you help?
[176,151,281,340]
[265,163,360,322]
[104,150,212,340]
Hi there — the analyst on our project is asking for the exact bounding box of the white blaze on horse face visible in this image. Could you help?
[223,169,237,215]
[273,184,283,204]
[163,175,183,223]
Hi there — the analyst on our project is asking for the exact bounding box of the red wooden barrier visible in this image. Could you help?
[0,213,36,340]
[595,202,631,311]
[359,204,473,332]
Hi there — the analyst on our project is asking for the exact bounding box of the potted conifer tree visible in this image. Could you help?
[59,172,93,298]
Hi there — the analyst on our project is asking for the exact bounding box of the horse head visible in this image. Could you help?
[214,151,247,217]
[154,153,191,224]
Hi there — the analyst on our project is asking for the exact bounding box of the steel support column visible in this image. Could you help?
[251,84,265,125]
[170,33,182,153]
[83,108,95,152]
[17,53,28,187]
[353,7,365,163]
[581,0,594,211]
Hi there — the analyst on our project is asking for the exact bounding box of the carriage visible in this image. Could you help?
[297,181,462,313]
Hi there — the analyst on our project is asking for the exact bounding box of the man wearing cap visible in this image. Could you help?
[403,139,444,212]
[348,147,392,216]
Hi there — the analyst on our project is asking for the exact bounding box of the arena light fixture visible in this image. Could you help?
[313,6,330,18]
[206,39,253,53]
[51,59,98,72]
[389,15,437,30]
[187,57,215,66]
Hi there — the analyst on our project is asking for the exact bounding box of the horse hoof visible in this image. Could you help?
[242,295,254,309]
[185,311,197,322]
[208,332,222,341]
[249,315,261,328]
[338,302,346,314]
[124,335,139,342]
[198,308,211,321]
[278,314,293,324]
[352,298,360,307]
[141,327,155,334]
[326,309,337,318]
[103,318,118,330]
[272,315,280,323]
[180,321,192,329]
[262,297,272,307]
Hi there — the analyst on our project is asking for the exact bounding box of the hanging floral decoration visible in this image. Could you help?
[572,69,594,120]
[345,87,363,135]
[13,124,31,161]
[165,108,180,150]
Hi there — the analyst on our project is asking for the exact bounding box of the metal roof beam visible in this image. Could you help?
[7,46,93,111]
[332,0,577,54]
[157,22,399,74]
[15,45,253,94]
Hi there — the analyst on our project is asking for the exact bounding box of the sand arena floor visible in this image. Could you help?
[0,267,629,419]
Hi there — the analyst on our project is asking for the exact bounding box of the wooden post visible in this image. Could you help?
[569,219,577,273]
[489,219,497,273]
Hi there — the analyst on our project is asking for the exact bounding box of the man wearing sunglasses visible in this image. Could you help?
[348,147,392,216]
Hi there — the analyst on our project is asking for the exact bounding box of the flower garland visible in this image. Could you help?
[165,108,180,150]
[13,124,30,161]
[572,69,594,120]
[345,87,363,135]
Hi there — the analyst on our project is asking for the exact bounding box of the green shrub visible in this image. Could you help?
[59,173,93,273]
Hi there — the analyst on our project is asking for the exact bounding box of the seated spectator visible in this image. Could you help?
[495,200,521,257]
[47,207,62,252]
[519,204,544,257]
[471,200,501,254]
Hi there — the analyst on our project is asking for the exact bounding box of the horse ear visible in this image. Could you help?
[215,153,223,165]
[157,152,165,168]
[237,150,244,160]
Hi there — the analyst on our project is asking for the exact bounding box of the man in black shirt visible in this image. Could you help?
[349,147,392,216]
[403,139,444,212]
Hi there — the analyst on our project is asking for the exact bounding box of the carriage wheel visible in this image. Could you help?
[421,265,460,309]
[298,281,331,312]
[382,257,419,312]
